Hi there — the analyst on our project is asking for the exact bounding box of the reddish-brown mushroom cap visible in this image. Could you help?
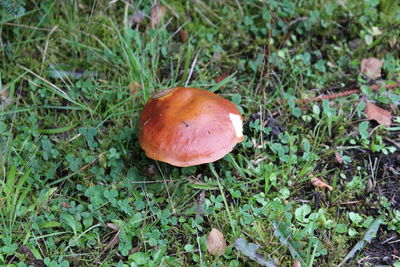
[138,87,243,167]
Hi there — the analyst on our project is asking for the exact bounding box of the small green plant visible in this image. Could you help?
[0,0,25,17]
[0,165,31,262]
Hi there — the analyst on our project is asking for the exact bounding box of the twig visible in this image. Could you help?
[300,89,360,103]
[79,151,107,172]
[128,177,187,184]
[384,137,400,149]
[298,83,400,104]
[336,200,361,205]
[381,236,397,245]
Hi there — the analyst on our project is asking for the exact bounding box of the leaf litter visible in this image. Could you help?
[310,177,333,191]
[207,228,227,256]
[364,101,392,127]
[360,57,383,80]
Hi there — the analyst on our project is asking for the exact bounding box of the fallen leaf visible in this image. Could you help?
[212,52,222,61]
[129,82,142,97]
[370,26,382,36]
[0,87,12,108]
[207,228,227,255]
[349,38,361,50]
[106,223,119,231]
[128,10,146,28]
[130,247,139,254]
[103,223,120,252]
[149,5,167,29]
[179,29,189,42]
[389,37,397,49]
[365,178,373,194]
[364,101,392,127]
[103,232,119,252]
[335,151,344,164]
[311,177,333,191]
[61,202,71,209]
[360,57,383,80]
[0,87,9,100]
[293,259,302,267]
[215,73,229,83]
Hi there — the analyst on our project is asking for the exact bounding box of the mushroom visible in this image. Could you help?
[138,87,243,167]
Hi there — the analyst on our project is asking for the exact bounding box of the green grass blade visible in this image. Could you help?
[37,123,78,134]
[338,216,384,267]
[208,72,237,93]
[272,221,306,265]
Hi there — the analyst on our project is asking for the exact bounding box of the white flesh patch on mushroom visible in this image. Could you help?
[229,113,243,139]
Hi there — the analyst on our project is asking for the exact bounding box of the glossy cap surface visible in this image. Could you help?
[138,87,243,167]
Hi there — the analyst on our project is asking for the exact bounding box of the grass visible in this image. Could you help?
[1,0,400,266]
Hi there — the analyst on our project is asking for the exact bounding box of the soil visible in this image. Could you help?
[356,151,400,266]
[358,229,400,266]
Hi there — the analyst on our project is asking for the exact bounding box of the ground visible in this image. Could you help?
[0,1,400,266]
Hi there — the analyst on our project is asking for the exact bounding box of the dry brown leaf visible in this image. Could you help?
[311,177,333,191]
[106,223,119,231]
[349,38,361,50]
[130,247,139,254]
[364,101,392,127]
[207,228,227,255]
[128,11,146,27]
[103,232,119,252]
[60,202,71,209]
[78,3,90,12]
[0,88,9,99]
[335,151,344,164]
[214,73,229,83]
[179,29,189,42]
[365,178,373,194]
[103,223,120,252]
[149,5,167,29]
[293,259,302,267]
[360,57,383,80]
[0,87,12,108]
[129,82,142,97]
